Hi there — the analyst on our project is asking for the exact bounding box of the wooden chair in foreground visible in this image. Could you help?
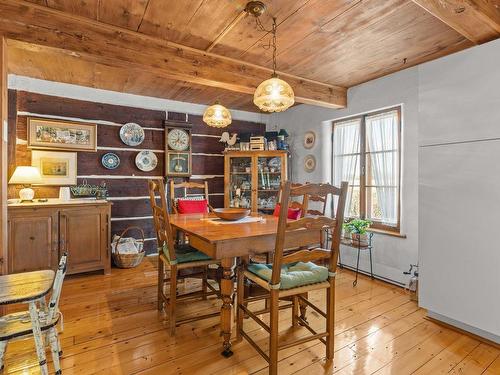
[236,181,348,375]
[169,180,210,214]
[148,179,220,335]
[0,254,68,375]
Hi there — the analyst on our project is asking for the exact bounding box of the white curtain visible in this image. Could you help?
[366,111,399,224]
[333,119,360,217]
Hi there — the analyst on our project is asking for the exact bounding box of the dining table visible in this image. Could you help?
[169,212,321,357]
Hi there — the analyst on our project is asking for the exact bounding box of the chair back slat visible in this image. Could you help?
[286,216,336,231]
[289,182,328,216]
[290,183,343,198]
[270,181,348,287]
[46,253,68,322]
[281,249,330,265]
[169,180,210,213]
[149,179,177,262]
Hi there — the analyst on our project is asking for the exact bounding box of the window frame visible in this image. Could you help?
[332,106,402,234]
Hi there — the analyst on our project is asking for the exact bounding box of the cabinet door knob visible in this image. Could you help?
[30,236,35,240]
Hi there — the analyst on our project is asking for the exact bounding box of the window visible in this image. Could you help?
[332,107,401,232]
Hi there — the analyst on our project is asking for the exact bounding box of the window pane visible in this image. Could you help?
[366,187,398,224]
[333,155,360,186]
[333,118,360,156]
[366,110,398,152]
[365,151,399,187]
[365,110,399,226]
[348,186,360,218]
[333,119,361,218]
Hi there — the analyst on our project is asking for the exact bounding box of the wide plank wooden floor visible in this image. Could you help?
[3,257,499,374]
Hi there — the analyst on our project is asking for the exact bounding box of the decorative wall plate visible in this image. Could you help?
[101,152,120,170]
[120,122,145,146]
[303,131,316,149]
[304,154,316,173]
[135,151,158,172]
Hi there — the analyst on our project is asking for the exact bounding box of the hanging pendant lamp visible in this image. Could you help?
[203,101,232,128]
[253,16,294,112]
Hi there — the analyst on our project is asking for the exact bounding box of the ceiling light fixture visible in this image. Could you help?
[203,101,232,128]
[249,4,294,113]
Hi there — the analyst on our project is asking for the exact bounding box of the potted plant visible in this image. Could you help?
[343,219,372,246]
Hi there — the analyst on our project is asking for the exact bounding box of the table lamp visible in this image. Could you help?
[9,166,43,202]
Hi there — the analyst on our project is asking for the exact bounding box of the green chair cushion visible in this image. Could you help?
[162,243,212,264]
[247,261,329,290]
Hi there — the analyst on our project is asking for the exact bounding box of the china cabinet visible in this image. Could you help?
[224,150,287,213]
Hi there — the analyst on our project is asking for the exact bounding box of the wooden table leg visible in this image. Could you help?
[29,301,49,375]
[220,257,234,357]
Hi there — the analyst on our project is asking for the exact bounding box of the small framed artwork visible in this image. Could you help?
[303,131,316,149]
[28,117,97,151]
[167,152,191,177]
[31,150,77,185]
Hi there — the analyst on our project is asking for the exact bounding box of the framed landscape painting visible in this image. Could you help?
[28,117,97,151]
[31,150,77,185]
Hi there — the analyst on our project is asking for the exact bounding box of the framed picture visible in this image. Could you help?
[167,152,191,177]
[28,117,97,151]
[31,150,77,185]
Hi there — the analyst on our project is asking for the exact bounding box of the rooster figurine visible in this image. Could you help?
[219,132,238,150]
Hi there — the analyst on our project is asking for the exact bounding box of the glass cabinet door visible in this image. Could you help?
[257,156,283,213]
[228,156,253,209]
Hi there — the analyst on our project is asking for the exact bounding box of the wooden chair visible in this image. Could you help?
[236,181,348,375]
[0,253,68,374]
[148,179,220,335]
[169,180,210,214]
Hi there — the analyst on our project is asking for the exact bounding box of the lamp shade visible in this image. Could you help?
[203,102,232,128]
[9,166,42,185]
[254,77,294,112]
[278,128,289,137]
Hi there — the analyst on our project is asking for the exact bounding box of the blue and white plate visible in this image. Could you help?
[101,152,120,170]
[120,122,145,146]
[135,151,158,172]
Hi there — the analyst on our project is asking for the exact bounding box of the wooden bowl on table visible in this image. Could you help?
[212,208,251,221]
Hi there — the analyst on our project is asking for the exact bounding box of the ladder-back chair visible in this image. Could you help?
[169,180,210,214]
[236,181,348,375]
[148,179,220,335]
[0,253,68,375]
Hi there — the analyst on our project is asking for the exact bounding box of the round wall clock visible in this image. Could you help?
[167,128,190,151]
[304,154,316,173]
[101,152,120,170]
[135,151,158,172]
[120,123,145,146]
[303,131,316,149]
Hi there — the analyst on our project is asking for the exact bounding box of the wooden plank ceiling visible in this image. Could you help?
[5,0,500,112]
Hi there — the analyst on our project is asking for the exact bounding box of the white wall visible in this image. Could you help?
[271,67,420,286]
[418,38,500,342]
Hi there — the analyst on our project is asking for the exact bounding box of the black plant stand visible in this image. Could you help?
[339,232,374,286]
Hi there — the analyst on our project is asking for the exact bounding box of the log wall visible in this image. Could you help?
[8,90,265,253]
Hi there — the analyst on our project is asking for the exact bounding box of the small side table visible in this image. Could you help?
[0,270,55,375]
[339,232,374,286]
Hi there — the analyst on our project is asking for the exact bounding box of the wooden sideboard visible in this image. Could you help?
[6,200,111,275]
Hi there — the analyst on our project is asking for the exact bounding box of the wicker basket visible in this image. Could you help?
[112,226,145,269]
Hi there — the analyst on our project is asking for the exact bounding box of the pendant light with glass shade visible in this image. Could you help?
[203,100,232,128]
[252,12,295,112]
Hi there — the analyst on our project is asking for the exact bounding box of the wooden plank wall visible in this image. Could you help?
[7,90,265,253]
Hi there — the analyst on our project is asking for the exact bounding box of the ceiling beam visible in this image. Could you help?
[0,0,347,109]
[412,0,500,44]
